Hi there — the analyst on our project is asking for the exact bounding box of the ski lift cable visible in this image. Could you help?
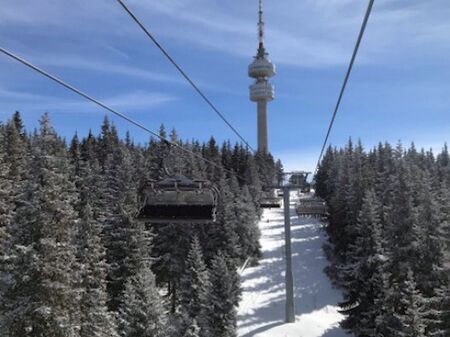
[116,0,255,152]
[314,0,374,175]
[116,0,277,182]
[0,46,245,180]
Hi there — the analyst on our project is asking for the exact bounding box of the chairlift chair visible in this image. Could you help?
[295,197,328,218]
[137,175,218,224]
[260,196,282,208]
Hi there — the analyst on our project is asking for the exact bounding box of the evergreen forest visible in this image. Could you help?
[2,111,449,337]
[0,112,281,337]
[316,140,450,336]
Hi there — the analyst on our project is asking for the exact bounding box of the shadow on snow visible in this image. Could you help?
[237,200,345,336]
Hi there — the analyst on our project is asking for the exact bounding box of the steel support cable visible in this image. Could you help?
[314,0,375,174]
[116,0,255,152]
[116,0,283,183]
[0,47,245,180]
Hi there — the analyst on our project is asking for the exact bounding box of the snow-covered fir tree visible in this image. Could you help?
[178,236,211,337]
[7,114,80,337]
[316,140,450,336]
[77,199,118,337]
[118,262,167,337]
[0,111,278,337]
[340,189,386,335]
[0,123,15,335]
[207,252,240,337]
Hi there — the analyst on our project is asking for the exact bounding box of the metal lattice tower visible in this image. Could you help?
[248,0,275,153]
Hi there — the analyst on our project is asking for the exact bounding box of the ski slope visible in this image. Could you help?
[237,191,349,337]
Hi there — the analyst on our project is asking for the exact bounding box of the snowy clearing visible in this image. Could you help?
[237,191,350,337]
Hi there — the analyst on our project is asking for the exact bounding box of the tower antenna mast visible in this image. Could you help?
[258,0,265,53]
[248,0,275,154]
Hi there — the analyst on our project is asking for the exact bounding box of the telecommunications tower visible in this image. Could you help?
[249,0,275,154]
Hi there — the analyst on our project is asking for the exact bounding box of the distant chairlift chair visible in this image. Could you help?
[137,175,219,224]
[295,197,328,218]
[260,196,282,208]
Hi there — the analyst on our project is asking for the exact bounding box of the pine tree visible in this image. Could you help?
[435,183,450,335]
[7,113,80,337]
[384,159,421,278]
[178,237,211,337]
[80,130,97,163]
[0,110,287,337]
[204,176,242,263]
[234,184,261,260]
[274,159,284,187]
[315,146,334,200]
[97,151,126,311]
[0,124,15,335]
[77,200,118,337]
[4,113,28,181]
[413,172,446,335]
[436,143,450,185]
[118,263,167,337]
[340,189,387,335]
[69,133,81,177]
[318,140,450,336]
[94,141,140,311]
[121,212,154,283]
[390,269,426,337]
[151,221,193,313]
[207,252,239,337]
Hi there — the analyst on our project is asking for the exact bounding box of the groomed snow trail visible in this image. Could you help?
[237,192,349,337]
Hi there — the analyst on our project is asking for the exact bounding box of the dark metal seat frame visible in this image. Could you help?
[137,176,219,224]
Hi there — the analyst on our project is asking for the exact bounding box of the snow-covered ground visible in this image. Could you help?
[237,191,349,337]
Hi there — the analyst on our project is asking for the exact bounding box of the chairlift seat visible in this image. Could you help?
[137,176,218,224]
[260,197,282,208]
[295,197,328,217]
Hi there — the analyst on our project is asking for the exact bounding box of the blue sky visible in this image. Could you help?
[1,0,449,171]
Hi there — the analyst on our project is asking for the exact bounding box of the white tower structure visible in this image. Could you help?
[249,0,275,154]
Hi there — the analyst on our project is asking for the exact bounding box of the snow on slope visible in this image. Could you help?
[237,191,350,337]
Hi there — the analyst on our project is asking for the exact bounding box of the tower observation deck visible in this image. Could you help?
[249,0,275,153]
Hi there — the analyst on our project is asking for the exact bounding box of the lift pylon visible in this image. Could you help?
[270,171,309,323]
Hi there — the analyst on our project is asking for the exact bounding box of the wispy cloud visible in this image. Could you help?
[1,0,449,152]
[126,0,450,68]
[36,54,183,84]
[2,0,449,69]
[103,91,177,110]
[0,88,177,115]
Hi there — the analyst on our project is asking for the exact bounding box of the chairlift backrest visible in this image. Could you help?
[137,176,218,224]
[260,196,282,208]
[296,196,328,217]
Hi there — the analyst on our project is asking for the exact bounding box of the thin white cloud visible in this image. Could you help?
[103,91,177,110]
[32,54,183,84]
[2,0,449,69]
[0,88,177,114]
[0,1,119,27]
[126,0,450,68]
[0,87,52,101]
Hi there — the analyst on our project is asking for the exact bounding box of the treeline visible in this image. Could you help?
[0,112,280,337]
[316,140,450,336]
